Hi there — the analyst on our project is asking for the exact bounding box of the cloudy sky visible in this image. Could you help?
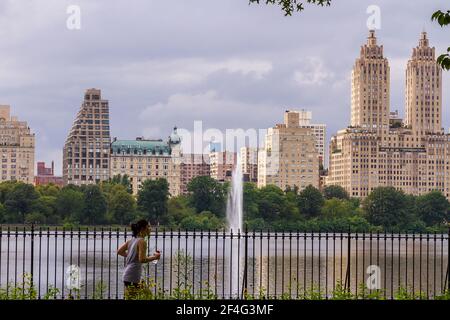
[0,0,449,175]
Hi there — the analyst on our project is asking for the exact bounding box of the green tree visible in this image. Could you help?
[249,0,331,16]
[35,184,60,198]
[0,181,17,204]
[105,174,133,194]
[137,178,169,224]
[297,185,324,217]
[31,196,59,224]
[363,187,413,230]
[187,176,227,217]
[167,196,196,227]
[323,185,349,200]
[257,185,287,221]
[243,182,260,220]
[4,183,39,223]
[416,191,450,226]
[108,184,136,225]
[432,10,450,70]
[179,211,224,230]
[321,198,355,219]
[0,203,6,223]
[55,186,84,223]
[81,185,107,225]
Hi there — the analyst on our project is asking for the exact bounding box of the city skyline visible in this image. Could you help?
[0,1,449,175]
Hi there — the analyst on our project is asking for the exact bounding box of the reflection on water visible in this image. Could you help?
[0,232,448,299]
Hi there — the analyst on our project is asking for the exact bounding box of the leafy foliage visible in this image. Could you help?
[432,10,450,70]
[249,0,332,16]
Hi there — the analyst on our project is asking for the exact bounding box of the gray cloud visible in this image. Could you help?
[0,0,449,174]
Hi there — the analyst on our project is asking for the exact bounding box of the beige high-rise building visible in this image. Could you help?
[295,110,327,166]
[180,154,210,194]
[350,30,390,136]
[110,128,182,196]
[0,105,35,184]
[405,32,443,136]
[258,111,319,190]
[240,147,258,183]
[63,89,111,185]
[328,31,450,199]
[209,151,236,181]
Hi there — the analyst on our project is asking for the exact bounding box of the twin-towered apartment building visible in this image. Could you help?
[1,30,448,200]
[327,30,450,199]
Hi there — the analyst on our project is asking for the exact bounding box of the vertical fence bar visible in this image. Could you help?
[30,224,34,298]
[162,228,166,298]
[447,227,450,293]
[344,231,351,292]
[419,233,422,299]
[242,225,248,299]
[155,227,159,297]
[0,225,2,290]
[252,230,256,298]
[229,229,233,298]
[62,227,65,299]
[222,229,225,299]
[295,231,299,299]
[355,233,358,298]
[108,227,111,300]
[54,227,57,296]
[22,226,25,295]
[267,230,270,298]
[398,232,401,296]
[115,228,119,299]
[318,232,321,296]
[38,227,42,299]
[170,229,173,296]
[289,231,292,299]
[412,232,415,296]
[6,226,10,298]
[304,232,307,297]
[14,226,17,290]
[274,232,277,297]
[326,232,329,299]
[310,232,314,295]
[433,232,437,298]
[100,228,104,299]
[85,229,88,299]
[69,228,73,299]
[46,227,49,296]
[405,233,408,293]
[200,229,204,297]
[192,229,196,297]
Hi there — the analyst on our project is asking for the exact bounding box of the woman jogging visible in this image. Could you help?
[117,219,161,297]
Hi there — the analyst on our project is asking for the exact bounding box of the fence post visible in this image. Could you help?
[447,227,450,292]
[241,224,248,299]
[30,223,35,297]
[344,229,351,292]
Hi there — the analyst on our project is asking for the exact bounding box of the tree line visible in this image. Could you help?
[0,175,449,232]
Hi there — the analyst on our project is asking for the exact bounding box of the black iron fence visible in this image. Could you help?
[0,225,449,299]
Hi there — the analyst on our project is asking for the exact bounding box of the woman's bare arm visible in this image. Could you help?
[117,241,129,257]
[137,239,160,263]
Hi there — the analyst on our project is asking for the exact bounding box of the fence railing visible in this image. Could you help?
[0,225,449,299]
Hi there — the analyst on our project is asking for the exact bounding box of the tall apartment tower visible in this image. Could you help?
[351,30,390,136]
[63,89,111,185]
[405,32,443,136]
[296,110,327,167]
[258,111,319,191]
[0,105,35,184]
[240,147,258,183]
[328,31,450,200]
